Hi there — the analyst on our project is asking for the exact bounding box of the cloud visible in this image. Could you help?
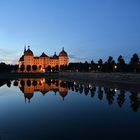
[69,54,90,62]
[0,48,20,64]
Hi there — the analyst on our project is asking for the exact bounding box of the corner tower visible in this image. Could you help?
[59,47,69,67]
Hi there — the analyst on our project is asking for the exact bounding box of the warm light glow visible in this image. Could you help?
[114,65,117,69]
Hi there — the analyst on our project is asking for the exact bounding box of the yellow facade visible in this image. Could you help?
[18,46,69,72]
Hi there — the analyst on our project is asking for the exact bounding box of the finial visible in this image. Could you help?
[62,47,64,51]
[54,52,56,55]
[28,45,30,49]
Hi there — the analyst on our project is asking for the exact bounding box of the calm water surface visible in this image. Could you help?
[0,78,140,140]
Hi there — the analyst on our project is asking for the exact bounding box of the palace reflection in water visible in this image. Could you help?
[18,78,68,102]
[2,78,138,112]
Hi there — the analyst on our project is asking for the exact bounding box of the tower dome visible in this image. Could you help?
[59,47,68,57]
[24,46,34,56]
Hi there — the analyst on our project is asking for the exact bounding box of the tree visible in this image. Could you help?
[13,80,18,86]
[108,56,113,64]
[117,55,126,72]
[60,65,65,71]
[107,56,116,72]
[52,67,55,72]
[26,65,31,72]
[20,64,25,72]
[7,80,11,88]
[129,53,139,72]
[14,65,19,72]
[46,65,51,72]
[98,59,103,72]
[84,61,89,72]
[32,65,37,71]
[55,65,59,72]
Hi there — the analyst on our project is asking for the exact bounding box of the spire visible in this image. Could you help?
[24,45,26,53]
[62,47,64,51]
[54,52,56,55]
[28,45,30,50]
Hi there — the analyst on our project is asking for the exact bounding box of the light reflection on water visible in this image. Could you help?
[0,78,140,140]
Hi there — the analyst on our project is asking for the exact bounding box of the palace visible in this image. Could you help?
[18,46,69,72]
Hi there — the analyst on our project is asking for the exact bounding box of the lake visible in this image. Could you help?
[0,78,140,140]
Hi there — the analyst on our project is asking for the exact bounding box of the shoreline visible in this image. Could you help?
[59,72,140,92]
[0,72,140,92]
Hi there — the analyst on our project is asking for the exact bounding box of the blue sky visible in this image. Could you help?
[0,0,140,64]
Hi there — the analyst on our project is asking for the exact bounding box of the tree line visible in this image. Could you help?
[0,53,140,73]
[66,53,140,72]
[0,62,18,73]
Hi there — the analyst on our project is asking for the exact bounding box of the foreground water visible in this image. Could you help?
[0,78,140,140]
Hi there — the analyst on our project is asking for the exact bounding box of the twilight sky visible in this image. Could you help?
[0,0,140,64]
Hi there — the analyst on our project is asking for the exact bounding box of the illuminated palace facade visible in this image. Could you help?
[18,78,68,102]
[18,46,69,72]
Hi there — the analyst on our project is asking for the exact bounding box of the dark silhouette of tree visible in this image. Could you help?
[90,87,96,97]
[84,61,89,72]
[55,65,59,72]
[20,64,25,72]
[97,87,103,100]
[117,55,126,72]
[129,53,139,72]
[90,60,96,71]
[98,59,103,72]
[26,65,31,72]
[60,65,67,71]
[130,92,140,112]
[91,60,94,65]
[104,88,115,104]
[106,56,116,72]
[51,67,55,72]
[84,87,89,95]
[79,84,84,94]
[46,65,51,72]
[32,65,37,71]
[13,80,18,86]
[117,90,125,107]
[108,56,113,64]
[7,80,11,88]
[14,64,19,72]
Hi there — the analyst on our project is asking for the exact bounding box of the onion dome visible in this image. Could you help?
[59,89,68,100]
[59,47,68,57]
[24,92,34,103]
[19,55,24,61]
[41,90,49,96]
[40,52,48,58]
[24,46,33,56]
